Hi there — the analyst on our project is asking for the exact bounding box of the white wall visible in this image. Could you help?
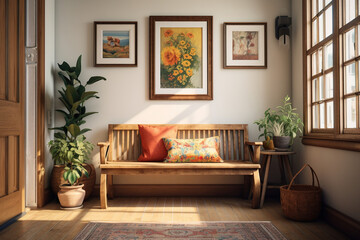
[45,0,55,188]
[291,0,360,222]
[55,0,291,184]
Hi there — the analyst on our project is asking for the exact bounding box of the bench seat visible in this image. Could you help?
[98,124,262,209]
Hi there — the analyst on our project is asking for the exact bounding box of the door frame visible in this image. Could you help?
[36,0,46,208]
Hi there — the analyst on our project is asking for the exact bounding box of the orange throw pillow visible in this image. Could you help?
[138,125,177,162]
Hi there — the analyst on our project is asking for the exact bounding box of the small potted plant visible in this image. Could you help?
[49,55,106,208]
[254,108,276,150]
[255,96,303,150]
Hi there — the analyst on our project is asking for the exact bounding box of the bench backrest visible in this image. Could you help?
[106,124,249,162]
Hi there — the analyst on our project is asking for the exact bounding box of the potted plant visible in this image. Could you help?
[49,55,106,207]
[254,108,276,150]
[255,96,303,150]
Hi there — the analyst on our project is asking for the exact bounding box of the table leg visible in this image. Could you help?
[283,155,294,182]
[260,155,271,208]
[278,156,286,185]
[260,154,267,182]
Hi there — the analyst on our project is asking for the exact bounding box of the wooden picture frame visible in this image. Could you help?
[149,16,213,100]
[224,22,267,69]
[94,21,137,67]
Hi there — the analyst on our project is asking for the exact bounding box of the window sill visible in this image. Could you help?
[302,135,360,152]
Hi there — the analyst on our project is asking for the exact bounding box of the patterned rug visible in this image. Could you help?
[74,221,287,240]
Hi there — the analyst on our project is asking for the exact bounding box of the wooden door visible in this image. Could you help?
[0,0,25,225]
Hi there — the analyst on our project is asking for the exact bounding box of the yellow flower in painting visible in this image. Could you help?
[187,32,194,38]
[180,40,186,45]
[177,75,183,82]
[161,46,181,66]
[176,65,182,70]
[173,70,179,76]
[190,48,196,56]
[186,43,190,48]
[186,68,193,76]
[164,29,174,37]
[184,54,192,59]
[182,60,191,67]
[179,69,183,73]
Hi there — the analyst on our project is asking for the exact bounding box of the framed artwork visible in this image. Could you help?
[223,22,267,69]
[94,21,137,67]
[149,16,213,100]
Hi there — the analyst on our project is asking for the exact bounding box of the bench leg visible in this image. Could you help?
[100,173,108,209]
[107,175,114,199]
[243,175,251,198]
[251,170,260,209]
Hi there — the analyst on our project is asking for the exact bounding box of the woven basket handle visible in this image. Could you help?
[287,163,320,190]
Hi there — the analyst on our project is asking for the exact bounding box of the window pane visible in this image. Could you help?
[320,102,325,128]
[319,49,323,73]
[325,0,331,5]
[312,52,318,76]
[325,6,333,37]
[312,78,318,102]
[327,101,334,128]
[345,97,357,128]
[345,0,356,24]
[319,14,324,42]
[313,105,319,128]
[345,63,356,94]
[345,28,356,61]
[312,0,317,17]
[318,0,324,11]
[312,19,318,46]
[325,42,333,69]
[319,76,324,100]
[325,73,333,98]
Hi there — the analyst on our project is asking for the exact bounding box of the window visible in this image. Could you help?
[303,0,360,151]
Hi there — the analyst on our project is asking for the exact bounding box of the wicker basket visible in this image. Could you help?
[280,164,321,221]
[51,164,96,200]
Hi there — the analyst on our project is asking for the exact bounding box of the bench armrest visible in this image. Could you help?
[98,141,110,164]
[245,141,263,164]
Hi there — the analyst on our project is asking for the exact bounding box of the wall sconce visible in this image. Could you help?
[275,16,292,46]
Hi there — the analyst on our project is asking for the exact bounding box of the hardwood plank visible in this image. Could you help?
[116,131,120,160]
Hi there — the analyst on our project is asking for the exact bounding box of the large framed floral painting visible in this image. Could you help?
[94,21,137,67]
[149,16,213,100]
[224,22,267,69]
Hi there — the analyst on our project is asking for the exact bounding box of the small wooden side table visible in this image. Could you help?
[260,150,295,208]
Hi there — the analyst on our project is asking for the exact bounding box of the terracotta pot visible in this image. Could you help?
[273,136,291,149]
[51,164,96,200]
[58,184,85,209]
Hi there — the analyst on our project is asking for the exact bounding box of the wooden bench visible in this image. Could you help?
[98,124,262,209]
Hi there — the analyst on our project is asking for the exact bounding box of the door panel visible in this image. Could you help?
[0,0,25,226]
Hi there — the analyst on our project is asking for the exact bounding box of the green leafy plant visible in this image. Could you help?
[254,96,304,142]
[49,135,93,185]
[51,55,106,141]
[49,55,106,185]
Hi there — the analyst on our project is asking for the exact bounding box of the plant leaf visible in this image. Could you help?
[75,55,82,78]
[58,61,71,72]
[86,76,106,85]
[67,124,80,138]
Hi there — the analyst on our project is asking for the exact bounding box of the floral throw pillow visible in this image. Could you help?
[162,137,223,163]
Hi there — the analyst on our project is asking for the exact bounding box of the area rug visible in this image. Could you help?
[74,221,287,240]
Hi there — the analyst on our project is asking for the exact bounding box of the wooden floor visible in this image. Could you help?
[0,197,350,240]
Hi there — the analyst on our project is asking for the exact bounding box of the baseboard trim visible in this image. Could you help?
[92,184,244,197]
[323,206,360,239]
[0,212,26,231]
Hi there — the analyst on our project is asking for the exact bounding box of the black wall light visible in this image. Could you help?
[275,16,292,45]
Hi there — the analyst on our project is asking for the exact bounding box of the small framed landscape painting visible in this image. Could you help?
[94,21,137,67]
[149,16,213,100]
[224,22,267,69]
